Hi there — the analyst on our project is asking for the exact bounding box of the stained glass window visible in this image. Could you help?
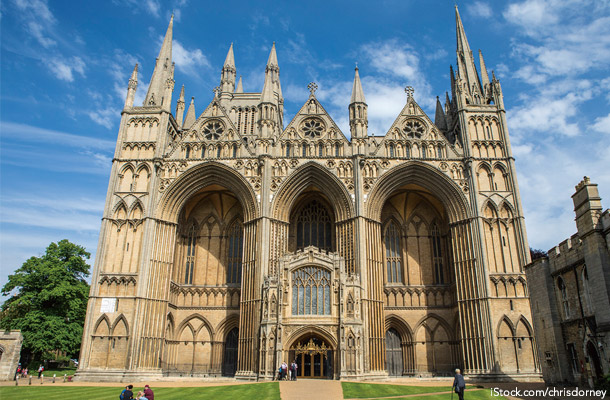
[384,221,402,283]
[295,200,333,251]
[292,266,331,315]
[227,221,243,284]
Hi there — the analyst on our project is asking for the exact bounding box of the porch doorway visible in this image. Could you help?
[289,336,333,379]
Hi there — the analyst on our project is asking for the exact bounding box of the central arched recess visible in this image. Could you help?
[289,334,334,379]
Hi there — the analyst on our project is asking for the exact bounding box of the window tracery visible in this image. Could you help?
[302,118,324,138]
[203,121,224,140]
[431,222,444,284]
[184,224,196,284]
[295,200,333,251]
[292,266,331,315]
[226,221,243,284]
[403,120,425,138]
[384,221,402,283]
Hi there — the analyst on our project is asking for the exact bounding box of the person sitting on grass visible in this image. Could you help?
[143,384,154,400]
[136,391,147,400]
[121,384,134,400]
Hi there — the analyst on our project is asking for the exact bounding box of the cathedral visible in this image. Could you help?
[77,7,540,381]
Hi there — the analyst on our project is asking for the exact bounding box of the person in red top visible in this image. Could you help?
[143,384,154,400]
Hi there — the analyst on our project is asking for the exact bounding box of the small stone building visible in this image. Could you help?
[0,330,23,380]
[525,177,610,386]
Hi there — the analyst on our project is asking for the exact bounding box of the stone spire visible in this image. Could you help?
[435,96,447,131]
[349,67,368,139]
[479,49,490,89]
[455,6,482,98]
[235,76,243,93]
[258,43,282,138]
[124,63,138,109]
[144,15,174,108]
[183,97,196,130]
[220,43,236,94]
[175,85,185,128]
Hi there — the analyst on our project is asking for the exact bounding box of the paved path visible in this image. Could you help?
[280,379,344,400]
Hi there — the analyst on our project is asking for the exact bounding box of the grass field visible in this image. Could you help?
[341,382,506,399]
[0,382,281,400]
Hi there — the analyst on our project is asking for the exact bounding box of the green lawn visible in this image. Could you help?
[341,382,505,400]
[0,382,280,400]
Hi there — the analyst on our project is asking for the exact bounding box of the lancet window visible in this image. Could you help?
[184,224,196,284]
[558,277,570,319]
[384,221,402,283]
[292,266,331,315]
[431,222,444,284]
[295,200,333,252]
[226,221,243,284]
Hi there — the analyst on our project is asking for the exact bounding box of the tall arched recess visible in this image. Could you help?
[152,162,260,376]
[365,161,494,373]
[269,161,355,276]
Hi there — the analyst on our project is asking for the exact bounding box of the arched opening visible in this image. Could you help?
[385,328,403,376]
[172,187,244,286]
[222,328,239,377]
[587,341,602,381]
[289,335,334,379]
[289,195,335,253]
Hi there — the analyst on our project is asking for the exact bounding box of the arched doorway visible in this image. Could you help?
[289,336,333,379]
[587,341,602,381]
[386,328,403,376]
[222,328,238,376]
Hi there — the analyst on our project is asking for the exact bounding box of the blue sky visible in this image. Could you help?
[1,0,609,289]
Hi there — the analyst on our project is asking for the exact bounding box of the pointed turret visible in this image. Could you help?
[183,97,196,130]
[349,67,368,139]
[144,15,174,108]
[175,85,185,128]
[258,43,282,138]
[435,96,447,131]
[455,6,483,101]
[124,63,138,109]
[479,50,490,89]
[220,43,236,95]
[235,76,243,93]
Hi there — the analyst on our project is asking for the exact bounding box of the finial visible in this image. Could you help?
[405,86,414,99]
[307,82,318,96]
[355,62,358,70]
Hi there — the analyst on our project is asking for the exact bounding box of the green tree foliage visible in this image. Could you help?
[530,247,547,261]
[0,240,91,358]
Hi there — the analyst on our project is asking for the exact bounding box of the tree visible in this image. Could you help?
[530,247,547,261]
[0,240,91,360]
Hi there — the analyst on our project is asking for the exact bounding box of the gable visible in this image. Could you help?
[280,96,349,143]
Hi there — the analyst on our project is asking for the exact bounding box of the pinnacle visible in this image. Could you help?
[267,42,279,68]
[224,43,235,68]
[350,67,366,104]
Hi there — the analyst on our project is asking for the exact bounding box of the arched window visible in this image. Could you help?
[318,143,324,157]
[201,145,206,158]
[302,143,307,157]
[431,222,444,284]
[185,224,196,284]
[226,221,243,284]
[232,144,237,158]
[217,146,222,158]
[582,267,592,314]
[557,277,569,319]
[335,143,340,156]
[295,201,333,251]
[292,266,331,315]
[185,146,190,159]
[286,142,291,157]
[384,221,402,283]
[389,144,395,157]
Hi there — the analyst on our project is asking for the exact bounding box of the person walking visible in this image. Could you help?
[453,368,466,400]
[281,361,288,380]
[37,365,44,378]
[291,360,298,381]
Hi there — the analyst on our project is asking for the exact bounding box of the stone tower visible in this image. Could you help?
[77,7,539,381]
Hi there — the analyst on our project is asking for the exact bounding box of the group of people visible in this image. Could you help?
[119,384,154,400]
[277,360,298,381]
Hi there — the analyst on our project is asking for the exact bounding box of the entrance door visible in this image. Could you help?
[222,328,238,376]
[291,336,332,379]
[386,328,403,376]
[587,341,602,380]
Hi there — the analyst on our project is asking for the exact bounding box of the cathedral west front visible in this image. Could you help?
[77,7,540,381]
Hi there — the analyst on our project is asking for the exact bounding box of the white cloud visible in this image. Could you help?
[117,0,160,17]
[48,56,86,82]
[87,106,120,129]
[0,121,115,150]
[467,1,493,18]
[13,0,57,48]
[171,39,210,77]
[591,113,610,134]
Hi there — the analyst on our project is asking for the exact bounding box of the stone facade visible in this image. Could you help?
[0,330,23,381]
[525,178,610,386]
[77,7,540,381]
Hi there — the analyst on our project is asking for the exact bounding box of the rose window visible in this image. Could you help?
[302,118,324,138]
[203,121,224,140]
[403,120,424,138]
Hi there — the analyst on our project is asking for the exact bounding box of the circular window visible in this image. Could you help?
[302,118,324,138]
[403,120,424,138]
[203,121,224,140]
